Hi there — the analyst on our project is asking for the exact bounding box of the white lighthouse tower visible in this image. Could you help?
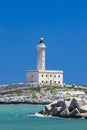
[26,37,63,85]
[37,37,46,71]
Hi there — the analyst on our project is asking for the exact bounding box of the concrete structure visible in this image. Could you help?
[26,37,63,85]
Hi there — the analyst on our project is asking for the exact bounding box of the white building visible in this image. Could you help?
[26,37,63,85]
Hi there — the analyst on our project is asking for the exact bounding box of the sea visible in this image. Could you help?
[0,104,86,130]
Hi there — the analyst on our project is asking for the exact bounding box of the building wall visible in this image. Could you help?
[38,71,63,85]
[26,71,39,83]
[26,71,63,85]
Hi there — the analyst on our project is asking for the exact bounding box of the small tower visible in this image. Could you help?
[37,37,46,71]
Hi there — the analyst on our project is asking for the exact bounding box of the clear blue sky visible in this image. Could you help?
[0,0,87,85]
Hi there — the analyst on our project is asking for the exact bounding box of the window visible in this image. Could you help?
[31,75,33,77]
[54,81,56,84]
[46,81,48,83]
[50,75,52,77]
[58,81,60,84]
[58,75,60,78]
[50,80,52,84]
[54,75,56,78]
[46,75,48,77]
[42,75,43,77]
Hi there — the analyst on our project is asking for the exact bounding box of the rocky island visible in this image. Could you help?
[0,82,86,104]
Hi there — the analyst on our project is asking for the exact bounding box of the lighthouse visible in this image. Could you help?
[26,37,63,85]
[37,37,46,71]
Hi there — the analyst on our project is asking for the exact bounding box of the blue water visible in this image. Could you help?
[0,104,86,130]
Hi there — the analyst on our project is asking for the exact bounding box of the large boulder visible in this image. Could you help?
[52,107,62,116]
[75,100,85,109]
[76,113,87,118]
[75,100,87,113]
[69,108,80,118]
[51,101,58,108]
[60,108,69,118]
[69,98,77,110]
[45,101,58,114]
[57,101,65,109]
[57,100,70,110]
[64,100,71,109]
[78,105,87,113]
[45,104,52,112]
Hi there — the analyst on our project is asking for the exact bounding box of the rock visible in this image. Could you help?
[51,101,58,108]
[75,100,87,113]
[76,113,87,118]
[69,108,80,117]
[45,104,52,112]
[38,98,87,118]
[45,101,58,112]
[78,105,87,113]
[57,100,71,110]
[70,98,78,110]
[60,108,69,118]
[76,100,85,109]
[57,101,67,110]
[28,112,35,115]
[84,99,87,105]
[39,109,46,115]
[64,101,71,109]
[52,107,62,116]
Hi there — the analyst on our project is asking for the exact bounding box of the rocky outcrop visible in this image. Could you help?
[0,96,52,104]
[0,83,86,105]
[39,98,87,118]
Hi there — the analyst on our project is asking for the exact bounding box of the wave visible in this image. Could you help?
[28,113,86,120]
[28,113,52,118]
[35,113,52,118]
[28,113,70,119]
